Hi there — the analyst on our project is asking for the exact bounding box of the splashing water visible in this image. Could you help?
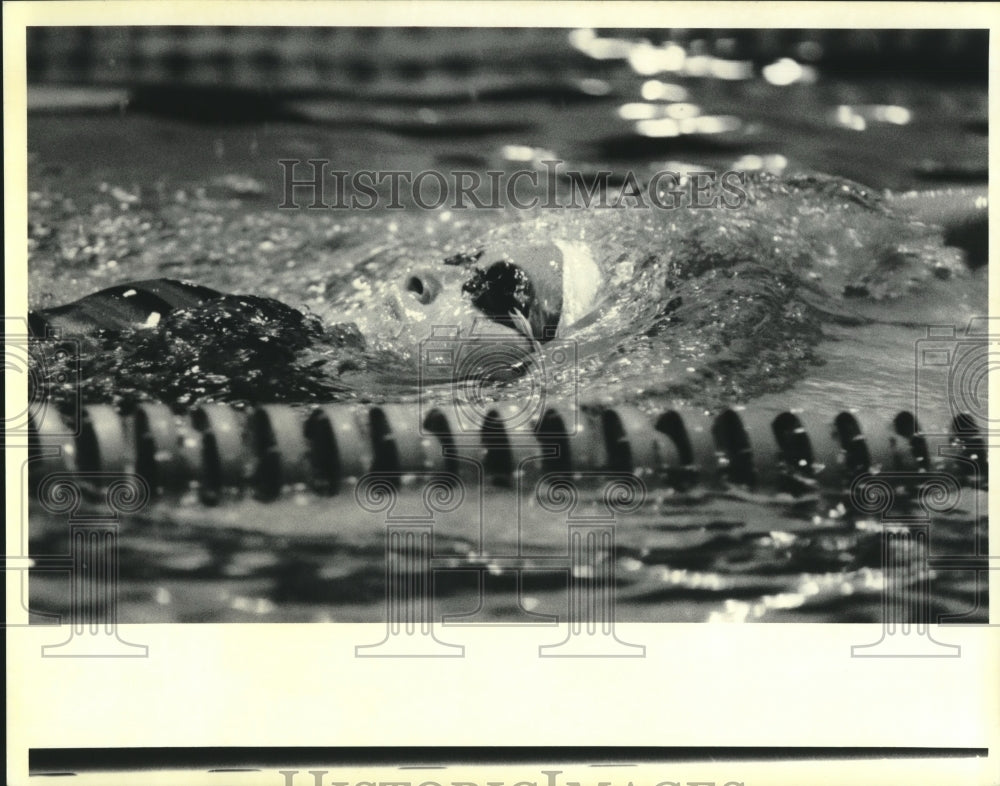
[30,173,973,415]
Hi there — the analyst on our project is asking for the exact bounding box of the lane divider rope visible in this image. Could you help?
[27,400,987,504]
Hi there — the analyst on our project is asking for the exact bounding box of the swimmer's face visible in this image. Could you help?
[378,246,555,355]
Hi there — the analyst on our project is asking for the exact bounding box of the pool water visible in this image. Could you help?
[26,29,988,623]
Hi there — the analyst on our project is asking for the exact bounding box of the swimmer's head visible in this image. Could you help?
[376,240,602,358]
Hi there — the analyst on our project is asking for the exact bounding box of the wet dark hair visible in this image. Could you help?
[462,259,534,317]
[461,258,560,341]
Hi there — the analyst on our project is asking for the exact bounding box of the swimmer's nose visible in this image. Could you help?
[403,271,441,305]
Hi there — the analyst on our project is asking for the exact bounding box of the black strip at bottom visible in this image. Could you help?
[30,747,990,774]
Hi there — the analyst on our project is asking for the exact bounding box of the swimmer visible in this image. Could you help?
[382,239,603,350]
[27,179,987,407]
[29,182,984,342]
[29,239,605,354]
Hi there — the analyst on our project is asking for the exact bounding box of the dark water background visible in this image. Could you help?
[27,28,989,622]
